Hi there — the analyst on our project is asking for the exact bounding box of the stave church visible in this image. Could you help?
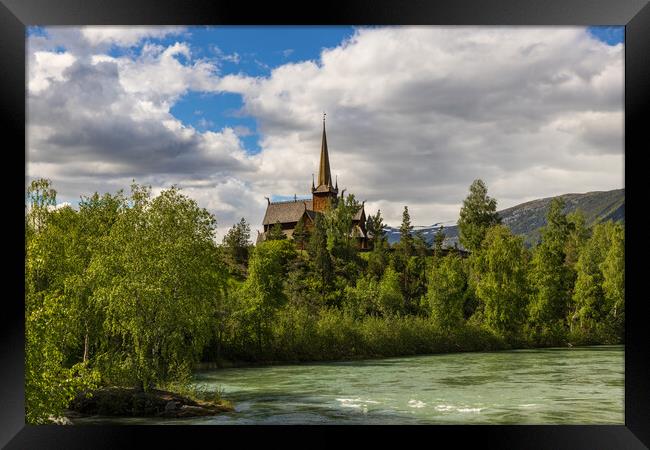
[256,117,368,249]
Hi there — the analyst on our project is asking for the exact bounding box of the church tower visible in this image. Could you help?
[311,115,338,212]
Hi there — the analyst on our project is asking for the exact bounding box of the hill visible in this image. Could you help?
[383,188,624,249]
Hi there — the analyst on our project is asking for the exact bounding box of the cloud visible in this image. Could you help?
[215,26,623,227]
[27,30,260,238]
[79,26,188,47]
[27,26,624,239]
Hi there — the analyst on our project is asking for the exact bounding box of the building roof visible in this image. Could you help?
[262,198,365,225]
[262,200,312,225]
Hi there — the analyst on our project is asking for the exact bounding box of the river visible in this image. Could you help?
[74,345,624,425]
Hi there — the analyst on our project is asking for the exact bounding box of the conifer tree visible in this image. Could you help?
[308,214,333,304]
[366,209,386,248]
[267,221,286,240]
[434,225,446,254]
[292,216,309,250]
[398,206,414,257]
[458,179,501,252]
[222,217,251,266]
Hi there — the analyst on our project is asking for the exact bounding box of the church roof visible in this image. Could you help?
[262,200,313,225]
[262,198,364,225]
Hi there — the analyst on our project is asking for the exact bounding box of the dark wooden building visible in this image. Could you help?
[257,119,368,248]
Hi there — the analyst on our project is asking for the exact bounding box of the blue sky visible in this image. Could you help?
[167,27,356,154]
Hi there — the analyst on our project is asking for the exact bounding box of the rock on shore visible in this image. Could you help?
[67,387,233,419]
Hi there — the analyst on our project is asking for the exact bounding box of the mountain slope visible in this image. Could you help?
[383,188,624,249]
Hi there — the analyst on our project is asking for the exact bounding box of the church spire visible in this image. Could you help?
[317,113,333,188]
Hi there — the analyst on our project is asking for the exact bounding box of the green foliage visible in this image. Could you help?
[267,221,287,240]
[527,198,574,336]
[308,213,334,304]
[222,217,252,274]
[571,222,624,340]
[90,184,227,389]
[237,239,296,353]
[25,179,102,423]
[291,216,310,250]
[396,206,414,257]
[324,193,361,258]
[458,179,501,252]
[433,226,446,253]
[365,209,386,245]
[473,225,529,337]
[428,254,468,330]
[26,176,625,420]
[377,267,404,316]
[367,234,389,280]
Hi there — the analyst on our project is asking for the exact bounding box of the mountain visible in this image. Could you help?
[383,188,624,249]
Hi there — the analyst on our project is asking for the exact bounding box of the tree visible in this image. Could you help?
[267,221,287,240]
[428,254,468,330]
[324,193,361,258]
[458,179,501,252]
[25,179,100,423]
[600,223,624,338]
[367,232,390,280]
[527,198,573,334]
[377,267,404,316]
[292,216,310,250]
[308,213,334,305]
[26,178,57,230]
[565,210,590,270]
[222,217,251,268]
[366,209,386,248]
[397,206,414,257]
[91,184,227,390]
[434,226,446,254]
[572,222,624,339]
[344,275,381,318]
[239,239,296,354]
[473,225,529,337]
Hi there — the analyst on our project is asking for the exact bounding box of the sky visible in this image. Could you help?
[26,26,624,239]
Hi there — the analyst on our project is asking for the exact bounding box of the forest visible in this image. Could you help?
[25,178,624,423]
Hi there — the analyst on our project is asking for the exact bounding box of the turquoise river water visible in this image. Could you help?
[74,345,624,425]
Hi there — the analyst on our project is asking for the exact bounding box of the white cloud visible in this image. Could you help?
[215,26,623,227]
[79,26,187,48]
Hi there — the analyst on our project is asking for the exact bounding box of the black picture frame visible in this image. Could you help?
[2,0,648,448]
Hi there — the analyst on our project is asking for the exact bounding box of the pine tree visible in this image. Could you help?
[292,216,309,250]
[308,213,333,304]
[398,206,414,256]
[458,179,501,252]
[366,209,386,248]
[222,217,251,266]
[434,225,446,254]
[267,221,287,240]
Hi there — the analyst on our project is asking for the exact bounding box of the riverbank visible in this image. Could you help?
[195,340,620,371]
[64,386,234,421]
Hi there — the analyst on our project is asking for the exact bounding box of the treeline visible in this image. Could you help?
[25,178,624,423]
